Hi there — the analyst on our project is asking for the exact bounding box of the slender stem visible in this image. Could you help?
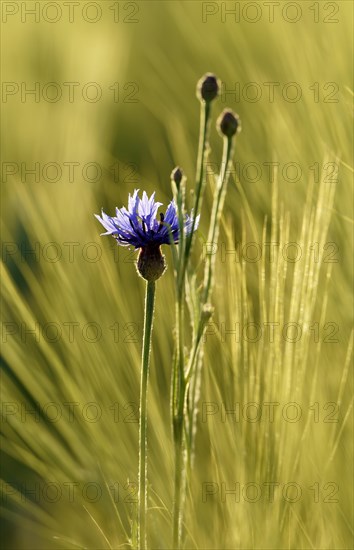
[202,136,233,303]
[172,295,186,548]
[181,101,211,285]
[138,280,156,550]
[186,136,234,467]
[173,423,183,548]
[172,100,212,549]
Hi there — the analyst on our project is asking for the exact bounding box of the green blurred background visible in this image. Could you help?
[1,1,353,548]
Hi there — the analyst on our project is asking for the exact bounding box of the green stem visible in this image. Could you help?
[202,136,233,303]
[138,280,156,550]
[172,415,184,548]
[181,101,211,284]
[171,100,212,549]
[172,295,186,548]
[186,136,234,466]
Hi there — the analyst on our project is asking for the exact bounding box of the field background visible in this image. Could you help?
[1,1,353,549]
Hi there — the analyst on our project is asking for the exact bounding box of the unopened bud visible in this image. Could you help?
[171,166,183,189]
[198,303,215,340]
[217,109,241,138]
[137,245,166,281]
[201,303,214,324]
[197,73,220,103]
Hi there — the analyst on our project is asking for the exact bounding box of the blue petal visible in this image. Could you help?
[138,191,163,230]
[94,212,118,235]
[95,190,199,249]
[128,189,140,215]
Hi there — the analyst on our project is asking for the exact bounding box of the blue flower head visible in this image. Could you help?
[95,189,199,281]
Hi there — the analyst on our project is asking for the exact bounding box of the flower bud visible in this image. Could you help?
[197,73,220,103]
[171,166,183,189]
[137,245,166,281]
[201,303,214,324]
[217,109,241,138]
[197,303,215,340]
